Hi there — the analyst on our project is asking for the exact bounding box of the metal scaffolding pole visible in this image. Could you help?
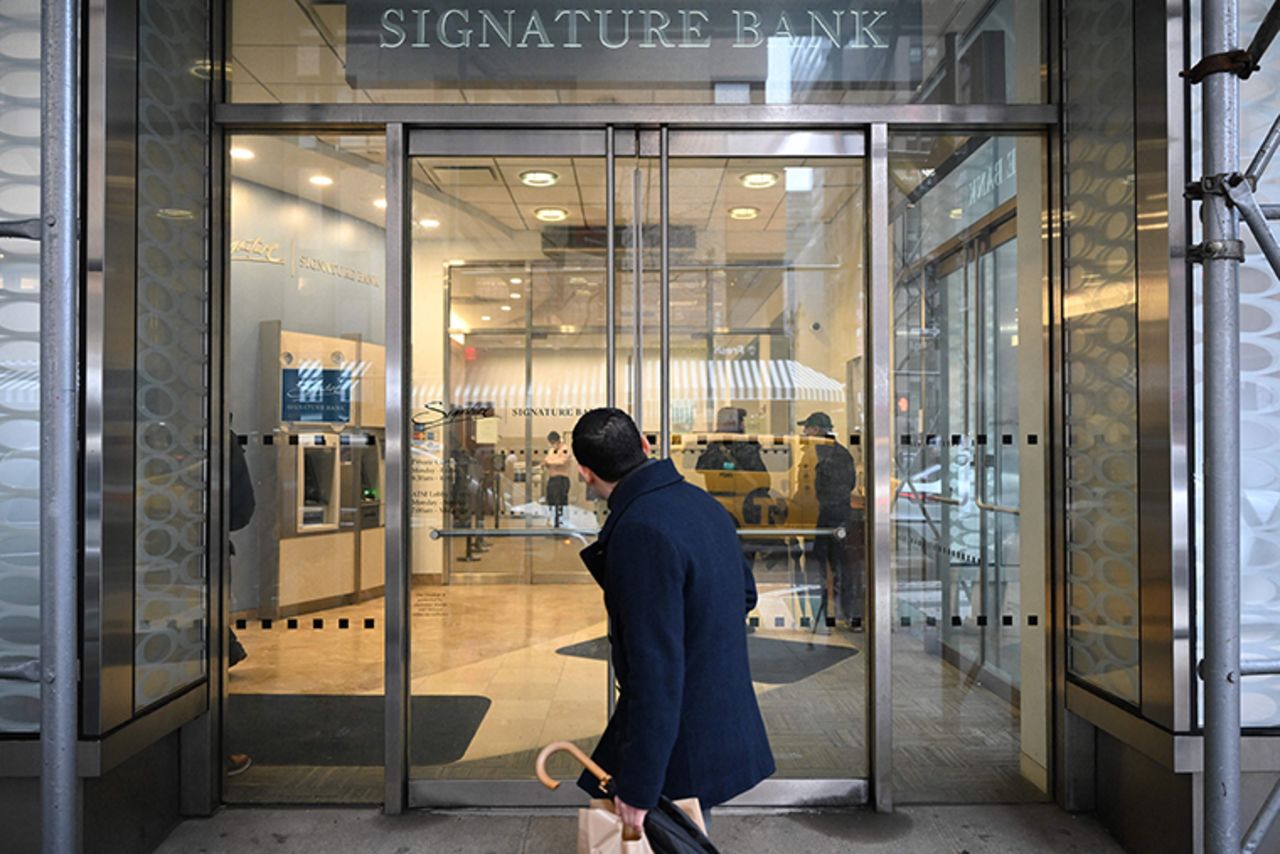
[40,0,81,847]
[1201,0,1243,851]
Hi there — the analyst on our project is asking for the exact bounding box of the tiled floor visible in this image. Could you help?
[226,577,1039,804]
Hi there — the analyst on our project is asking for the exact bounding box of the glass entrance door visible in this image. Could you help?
[399,129,870,806]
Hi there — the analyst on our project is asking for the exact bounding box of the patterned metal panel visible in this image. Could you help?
[0,0,41,734]
[1061,0,1142,704]
[132,0,211,710]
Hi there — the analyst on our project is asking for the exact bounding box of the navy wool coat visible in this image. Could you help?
[577,459,776,810]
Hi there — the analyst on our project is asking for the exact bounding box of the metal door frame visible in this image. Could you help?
[388,125,884,812]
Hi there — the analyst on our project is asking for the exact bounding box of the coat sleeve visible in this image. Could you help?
[743,552,758,614]
[607,521,686,810]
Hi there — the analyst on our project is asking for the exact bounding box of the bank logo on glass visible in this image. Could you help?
[347,2,923,89]
[282,365,353,423]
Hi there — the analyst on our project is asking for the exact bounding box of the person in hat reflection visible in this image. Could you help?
[799,412,859,629]
[573,408,775,837]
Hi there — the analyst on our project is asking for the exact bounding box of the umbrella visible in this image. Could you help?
[537,741,721,854]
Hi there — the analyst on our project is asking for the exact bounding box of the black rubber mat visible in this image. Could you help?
[226,694,490,766]
[555,635,858,685]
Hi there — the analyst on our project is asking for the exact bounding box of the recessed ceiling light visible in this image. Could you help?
[520,170,559,188]
[535,207,569,222]
[728,206,760,221]
[309,175,334,187]
[157,208,194,220]
[419,218,440,229]
[373,198,387,210]
[229,147,255,161]
[949,208,964,219]
[509,277,523,285]
[447,259,466,266]
[480,315,492,321]
[500,305,512,312]
[510,292,522,299]
[739,171,779,189]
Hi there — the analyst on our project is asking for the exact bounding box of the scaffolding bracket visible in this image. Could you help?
[1189,239,1247,263]
[1183,49,1261,83]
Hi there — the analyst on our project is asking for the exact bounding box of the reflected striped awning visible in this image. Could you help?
[412,358,845,411]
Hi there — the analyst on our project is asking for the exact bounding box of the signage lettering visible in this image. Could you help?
[347,1,922,90]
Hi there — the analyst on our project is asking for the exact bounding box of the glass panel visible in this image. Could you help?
[658,155,869,779]
[227,0,1047,106]
[0,0,41,735]
[225,133,388,801]
[1191,0,1280,727]
[889,133,1049,801]
[409,154,608,781]
[1061,0,1140,705]
[132,0,212,711]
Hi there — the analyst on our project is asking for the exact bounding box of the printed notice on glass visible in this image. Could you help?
[345,2,923,90]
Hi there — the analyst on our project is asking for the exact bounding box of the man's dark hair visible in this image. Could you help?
[572,408,648,482]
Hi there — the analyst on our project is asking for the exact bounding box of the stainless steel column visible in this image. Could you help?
[41,0,81,846]
[632,164,644,429]
[1201,1,1242,851]
[867,124,894,813]
[607,126,617,408]
[659,127,670,457]
[384,123,411,815]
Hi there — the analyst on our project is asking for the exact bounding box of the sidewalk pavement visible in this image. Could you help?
[155,803,1126,853]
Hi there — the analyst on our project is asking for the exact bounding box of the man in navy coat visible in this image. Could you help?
[572,408,775,832]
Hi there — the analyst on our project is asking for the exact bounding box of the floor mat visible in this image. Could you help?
[227,694,490,766]
[555,635,858,684]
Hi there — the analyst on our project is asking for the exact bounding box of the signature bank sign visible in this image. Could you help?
[345,2,922,90]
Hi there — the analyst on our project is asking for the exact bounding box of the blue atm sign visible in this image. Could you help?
[281,368,352,424]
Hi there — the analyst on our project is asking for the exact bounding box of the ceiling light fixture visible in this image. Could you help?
[510,292,522,299]
[739,171,779,189]
[520,170,559,187]
[419,218,440,229]
[509,277,523,285]
[309,175,334,187]
[446,259,466,267]
[157,208,195,220]
[480,315,492,321]
[535,207,569,222]
[500,305,513,312]
[229,147,255,161]
[728,206,760,221]
[949,208,964,220]
[373,198,387,210]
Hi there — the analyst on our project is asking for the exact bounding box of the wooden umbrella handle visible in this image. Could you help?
[535,740,612,792]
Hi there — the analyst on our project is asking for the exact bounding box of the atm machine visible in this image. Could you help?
[247,323,385,618]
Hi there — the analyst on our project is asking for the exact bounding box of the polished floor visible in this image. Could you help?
[156,804,1124,854]
[226,572,1041,805]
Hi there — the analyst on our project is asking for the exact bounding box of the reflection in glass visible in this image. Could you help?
[224,133,388,802]
[889,133,1048,802]
[410,156,610,781]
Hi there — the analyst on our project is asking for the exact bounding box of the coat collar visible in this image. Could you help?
[580,459,683,584]
[600,459,682,538]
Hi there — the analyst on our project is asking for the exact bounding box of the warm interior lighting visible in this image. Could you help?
[500,305,513,312]
[419,218,440,229]
[728,206,760,221]
[447,259,466,266]
[229,147,255,161]
[373,198,387,210]
[510,292,522,299]
[535,207,569,223]
[510,277,523,285]
[520,170,559,187]
[480,315,492,321]
[309,175,334,187]
[739,171,779,189]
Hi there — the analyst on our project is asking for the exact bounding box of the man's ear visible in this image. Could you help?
[577,463,594,484]
[640,434,652,456]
